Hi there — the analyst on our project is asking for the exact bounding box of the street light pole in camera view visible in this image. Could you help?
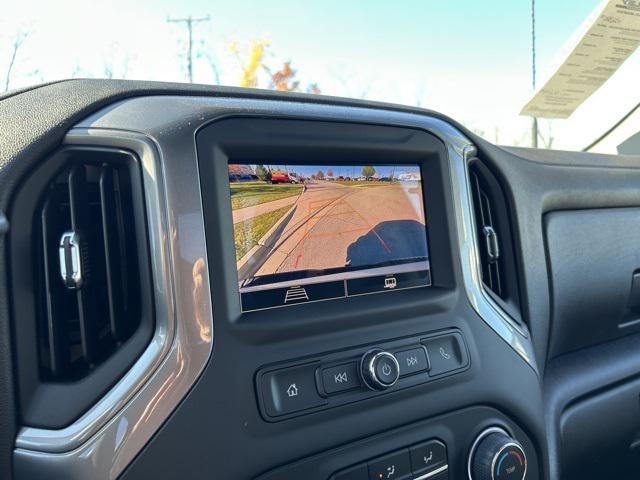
[167,15,211,83]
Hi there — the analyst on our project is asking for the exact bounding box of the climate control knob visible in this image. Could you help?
[468,428,527,480]
[360,349,400,390]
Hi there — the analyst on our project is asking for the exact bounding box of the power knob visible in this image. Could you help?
[468,427,527,480]
[360,349,400,390]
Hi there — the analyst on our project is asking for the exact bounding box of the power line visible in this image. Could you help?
[582,100,640,152]
[531,0,538,148]
[167,15,210,83]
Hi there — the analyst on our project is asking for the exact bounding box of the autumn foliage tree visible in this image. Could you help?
[255,164,271,182]
[230,40,269,88]
[270,61,299,91]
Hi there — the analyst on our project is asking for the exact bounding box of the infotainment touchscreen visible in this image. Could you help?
[229,164,431,311]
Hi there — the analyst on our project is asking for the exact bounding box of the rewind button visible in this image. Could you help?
[321,362,361,395]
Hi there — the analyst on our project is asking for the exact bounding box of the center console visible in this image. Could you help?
[195,115,542,479]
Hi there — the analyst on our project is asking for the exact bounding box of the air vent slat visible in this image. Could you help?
[68,166,101,364]
[40,198,70,376]
[68,165,90,233]
[100,167,126,341]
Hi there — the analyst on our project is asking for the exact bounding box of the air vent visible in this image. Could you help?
[468,159,522,321]
[11,147,153,428]
[36,160,143,380]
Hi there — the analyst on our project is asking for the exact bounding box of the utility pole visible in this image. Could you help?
[167,15,210,83]
[530,0,539,148]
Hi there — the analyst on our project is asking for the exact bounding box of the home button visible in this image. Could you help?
[261,363,327,417]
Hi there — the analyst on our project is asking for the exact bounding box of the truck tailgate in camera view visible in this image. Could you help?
[229,164,431,311]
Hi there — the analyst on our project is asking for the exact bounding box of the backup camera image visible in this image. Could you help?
[229,164,431,311]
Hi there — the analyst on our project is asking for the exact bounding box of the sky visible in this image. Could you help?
[3,0,636,151]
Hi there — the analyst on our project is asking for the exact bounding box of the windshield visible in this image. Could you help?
[3,0,639,153]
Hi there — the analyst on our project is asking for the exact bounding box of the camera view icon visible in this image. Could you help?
[384,277,397,289]
[284,286,309,304]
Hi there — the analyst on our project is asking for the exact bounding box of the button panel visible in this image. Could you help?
[256,330,469,421]
[331,438,448,480]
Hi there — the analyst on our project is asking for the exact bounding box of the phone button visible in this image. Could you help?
[423,333,468,376]
[409,440,447,476]
[368,449,411,480]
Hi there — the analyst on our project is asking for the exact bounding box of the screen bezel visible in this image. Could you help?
[197,116,457,331]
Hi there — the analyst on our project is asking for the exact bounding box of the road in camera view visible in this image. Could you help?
[247,180,428,281]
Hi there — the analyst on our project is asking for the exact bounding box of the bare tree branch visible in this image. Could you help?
[202,52,220,84]
[4,30,30,92]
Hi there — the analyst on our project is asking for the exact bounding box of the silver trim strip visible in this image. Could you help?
[12,95,537,479]
[455,145,536,362]
[0,211,8,236]
[414,464,449,480]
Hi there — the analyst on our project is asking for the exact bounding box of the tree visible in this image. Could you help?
[230,40,269,88]
[230,41,320,93]
[3,29,29,92]
[327,168,334,178]
[316,170,325,180]
[270,61,299,92]
[306,83,321,95]
[362,166,376,179]
[255,165,271,182]
[203,51,221,85]
[102,43,130,80]
[267,61,320,94]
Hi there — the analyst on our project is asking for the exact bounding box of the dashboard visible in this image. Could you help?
[1,80,640,479]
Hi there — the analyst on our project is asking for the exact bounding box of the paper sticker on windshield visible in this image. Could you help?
[521,0,640,119]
